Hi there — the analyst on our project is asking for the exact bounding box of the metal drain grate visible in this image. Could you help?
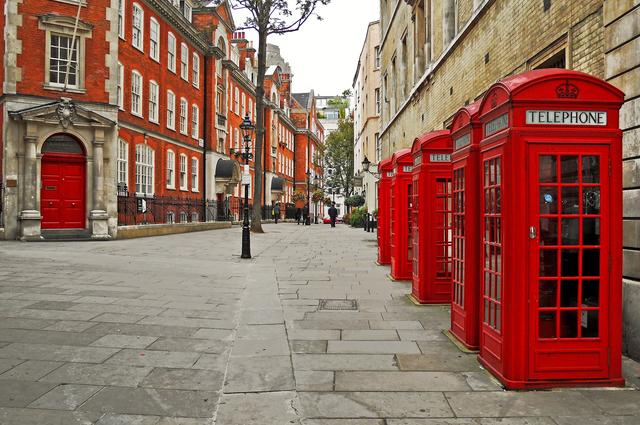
[318,299,358,311]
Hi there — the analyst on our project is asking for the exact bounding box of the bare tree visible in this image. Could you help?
[218,0,330,232]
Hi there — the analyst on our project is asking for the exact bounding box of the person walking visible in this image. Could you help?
[296,208,302,225]
[273,203,280,224]
[328,202,338,228]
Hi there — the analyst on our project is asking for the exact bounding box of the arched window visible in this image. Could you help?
[117,139,128,186]
[167,32,176,72]
[166,149,175,189]
[149,17,160,61]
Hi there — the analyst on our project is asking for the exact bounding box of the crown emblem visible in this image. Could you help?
[490,92,498,108]
[556,80,579,99]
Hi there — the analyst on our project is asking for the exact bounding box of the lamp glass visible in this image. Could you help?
[362,156,371,172]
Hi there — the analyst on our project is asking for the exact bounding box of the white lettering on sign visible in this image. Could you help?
[526,110,607,126]
[386,171,395,178]
[485,113,509,136]
[413,154,422,166]
[454,133,470,150]
[402,165,413,173]
[430,153,451,162]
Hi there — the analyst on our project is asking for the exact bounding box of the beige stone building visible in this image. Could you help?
[379,0,640,358]
[603,0,640,360]
[353,21,382,212]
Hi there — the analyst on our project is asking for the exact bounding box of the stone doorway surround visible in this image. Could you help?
[5,97,116,240]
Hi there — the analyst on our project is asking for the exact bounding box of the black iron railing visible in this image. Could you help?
[116,184,232,226]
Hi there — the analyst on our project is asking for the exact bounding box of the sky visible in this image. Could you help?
[230,0,380,96]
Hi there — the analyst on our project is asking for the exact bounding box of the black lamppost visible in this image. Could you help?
[305,169,311,225]
[313,175,320,224]
[235,115,254,259]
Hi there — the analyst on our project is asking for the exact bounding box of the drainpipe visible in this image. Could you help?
[202,54,208,221]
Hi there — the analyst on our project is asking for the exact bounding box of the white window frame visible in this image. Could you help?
[118,0,126,39]
[117,139,128,186]
[241,93,246,117]
[166,149,175,189]
[148,80,159,123]
[192,52,200,88]
[191,157,199,192]
[166,211,175,224]
[191,104,199,139]
[179,97,188,135]
[234,88,239,115]
[149,17,160,62]
[47,33,81,89]
[131,70,143,117]
[135,144,154,195]
[167,32,176,73]
[179,154,188,190]
[132,3,144,52]
[180,43,189,81]
[248,99,253,120]
[117,62,124,109]
[166,90,176,130]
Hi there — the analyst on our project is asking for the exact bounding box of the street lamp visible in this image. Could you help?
[305,169,311,225]
[236,115,254,259]
[361,156,380,178]
[313,174,320,224]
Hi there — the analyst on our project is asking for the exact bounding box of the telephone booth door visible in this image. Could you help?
[528,145,612,380]
[410,131,453,304]
[449,103,482,350]
[390,149,413,281]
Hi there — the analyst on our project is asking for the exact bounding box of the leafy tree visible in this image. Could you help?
[222,0,331,232]
[345,194,365,208]
[324,117,354,205]
[311,189,325,203]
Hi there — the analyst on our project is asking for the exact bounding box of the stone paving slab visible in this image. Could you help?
[299,391,454,418]
[28,383,102,410]
[39,363,153,387]
[0,343,119,363]
[327,340,420,354]
[292,354,399,371]
[0,379,57,407]
[0,407,99,425]
[395,353,480,372]
[444,391,605,417]
[341,330,399,340]
[0,360,63,381]
[334,371,471,391]
[78,387,219,417]
[215,391,300,425]
[224,355,295,393]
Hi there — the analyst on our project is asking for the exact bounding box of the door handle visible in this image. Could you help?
[529,226,537,240]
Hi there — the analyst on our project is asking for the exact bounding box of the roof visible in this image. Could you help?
[411,129,450,153]
[215,159,237,178]
[291,90,314,109]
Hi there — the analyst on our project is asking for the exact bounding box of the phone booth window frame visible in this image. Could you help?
[476,68,624,389]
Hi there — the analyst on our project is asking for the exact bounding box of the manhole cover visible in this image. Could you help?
[318,299,358,311]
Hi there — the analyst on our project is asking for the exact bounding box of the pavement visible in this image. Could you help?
[0,223,639,425]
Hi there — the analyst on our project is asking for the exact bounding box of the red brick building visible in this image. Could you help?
[0,0,323,240]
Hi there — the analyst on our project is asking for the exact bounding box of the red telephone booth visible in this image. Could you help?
[476,69,624,389]
[410,130,453,303]
[389,149,413,281]
[449,101,483,350]
[377,157,394,265]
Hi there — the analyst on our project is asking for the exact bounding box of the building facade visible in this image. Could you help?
[353,20,381,213]
[0,0,323,239]
[378,0,639,358]
[603,0,640,359]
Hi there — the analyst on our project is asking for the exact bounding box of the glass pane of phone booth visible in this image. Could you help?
[452,168,465,307]
[483,157,502,331]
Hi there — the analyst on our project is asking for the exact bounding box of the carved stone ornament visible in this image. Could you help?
[556,79,579,99]
[56,97,77,128]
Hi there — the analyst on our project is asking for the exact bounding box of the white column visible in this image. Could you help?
[19,131,43,240]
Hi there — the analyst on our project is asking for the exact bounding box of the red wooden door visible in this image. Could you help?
[41,154,86,229]
[528,144,610,380]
